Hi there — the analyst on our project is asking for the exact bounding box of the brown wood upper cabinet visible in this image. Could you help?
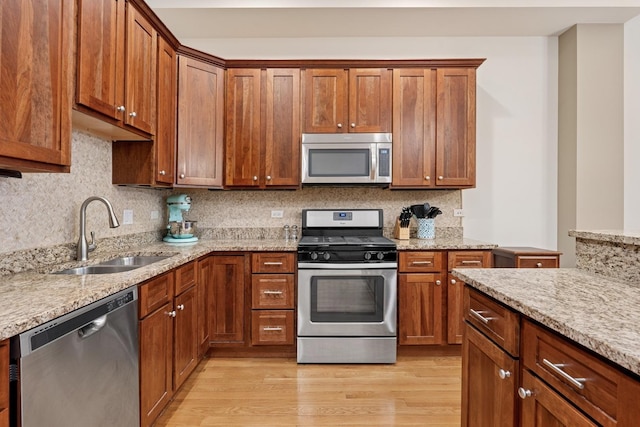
[176,56,224,187]
[302,68,391,133]
[0,0,73,173]
[392,67,477,188]
[76,0,157,137]
[112,35,176,187]
[225,68,300,188]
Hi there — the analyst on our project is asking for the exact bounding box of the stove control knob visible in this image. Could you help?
[323,252,331,261]
[364,252,372,260]
[377,252,385,260]
[310,252,318,260]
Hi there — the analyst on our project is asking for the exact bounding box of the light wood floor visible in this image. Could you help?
[154,354,462,427]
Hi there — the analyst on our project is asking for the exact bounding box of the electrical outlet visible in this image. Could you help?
[453,209,464,217]
[150,210,159,220]
[271,210,284,218]
[123,209,134,225]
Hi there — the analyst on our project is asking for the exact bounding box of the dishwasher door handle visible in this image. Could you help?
[78,315,107,339]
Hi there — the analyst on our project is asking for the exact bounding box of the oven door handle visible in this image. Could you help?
[298,262,398,269]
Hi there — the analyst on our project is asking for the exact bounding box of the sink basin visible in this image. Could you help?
[54,265,141,275]
[99,255,173,267]
[54,255,174,275]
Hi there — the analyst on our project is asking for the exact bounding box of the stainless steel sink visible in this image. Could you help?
[54,255,173,275]
[99,255,173,267]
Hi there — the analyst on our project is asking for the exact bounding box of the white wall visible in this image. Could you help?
[185,36,559,249]
[625,15,640,230]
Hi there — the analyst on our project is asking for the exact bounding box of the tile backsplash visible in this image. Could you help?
[1,131,462,258]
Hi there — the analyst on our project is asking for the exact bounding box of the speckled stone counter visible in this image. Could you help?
[0,238,297,341]
[451,268,640,377]
[570,229,640,282]
[394,237,497,251]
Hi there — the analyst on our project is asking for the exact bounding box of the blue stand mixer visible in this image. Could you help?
[163,194,198,244]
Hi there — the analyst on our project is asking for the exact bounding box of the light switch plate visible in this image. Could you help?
[123,209,134,225]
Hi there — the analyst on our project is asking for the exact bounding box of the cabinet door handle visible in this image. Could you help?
[469,309,492,324]
[450,279,457,285]
[176,304,185,311]
[165,310,176,318]
[542,358,586,390]
[518,387,532,399]
[180,173,185,179]
[498,369,511,379]
[350,123,356,128]
[435,280,441,286]
[159,170,166,176]
[266,175,272,181]
[263,262,283,266]
[116,105,125,112]
[263,327,283,331]
[438,176,444,180]
[461,260,482,265]
[411,261,432,265]
[129,111,137,118]
[263,290,284,295]
[337,123,343,128]
[425,176,430,181]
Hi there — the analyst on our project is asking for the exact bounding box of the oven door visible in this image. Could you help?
[297,264,397,337]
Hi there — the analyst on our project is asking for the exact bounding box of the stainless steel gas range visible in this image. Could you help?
[297,209,398,364]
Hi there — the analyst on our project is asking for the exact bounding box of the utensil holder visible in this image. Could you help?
[416,218,435,239]
[393,218,410,240]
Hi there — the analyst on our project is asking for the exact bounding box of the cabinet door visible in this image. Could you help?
[155,36,176,185]
[462,323,518,427]
[76,0,124,121]
[447,273,464,344]
[0,340,8,427]
[174,287,198,390]
[197,257,212,357]
[520,371,597,427]
[209,255,247,343]
[436,68,476,187]
[302,69,348,133]
[0,0,72,172]
[124,4,156,134]
[225,69,262,187]
[398,273,444,345]
[264,68,301,187]
[391,69,436,188]
[348,69,392,133]
[139,303,174,427]
[177,56,224,187]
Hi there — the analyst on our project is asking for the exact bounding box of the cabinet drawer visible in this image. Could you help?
[522,320,639,426]
[252,253,295,273]
[252,274,295,309]
[399,251,444,272]
[517,256,559,269]
[464,287,519,356]
[448,251,492,270]
[175,260,197,295]
[139,272,174,319]
[251,310,295,346]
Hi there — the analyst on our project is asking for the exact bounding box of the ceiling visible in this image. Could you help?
[147,0,640,39]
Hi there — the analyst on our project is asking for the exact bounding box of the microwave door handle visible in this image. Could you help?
[370,146,377,181]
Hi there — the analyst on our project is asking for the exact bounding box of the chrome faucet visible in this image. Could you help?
[77,196,120,261]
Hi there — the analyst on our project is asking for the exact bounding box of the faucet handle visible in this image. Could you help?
[88,231,97,252]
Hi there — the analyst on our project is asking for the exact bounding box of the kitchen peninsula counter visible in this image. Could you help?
[452,267,640,377]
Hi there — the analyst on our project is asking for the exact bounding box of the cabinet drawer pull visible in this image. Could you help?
[461,260,482,265]
[536,262,543,268]
[469,308,492,324]
[262,290,284,295]
[260,278,287,283]
[411,261,432,265]
[263,327,283,331]
[498,369,511,379]
[263,262,283,266]
[518,387,532,399]
[542,358,586,390]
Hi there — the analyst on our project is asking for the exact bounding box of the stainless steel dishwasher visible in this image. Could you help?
[12,287,139,427]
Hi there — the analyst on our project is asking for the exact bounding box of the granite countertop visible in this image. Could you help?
[569,229,640,245]
[1,236,494,342]
[451,268,640,377]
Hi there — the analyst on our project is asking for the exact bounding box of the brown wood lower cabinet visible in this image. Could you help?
[139,261,199,427]
[208,255,248,344]
[462,286,640,427]
[0,339,8,427]
[398,272,444,345]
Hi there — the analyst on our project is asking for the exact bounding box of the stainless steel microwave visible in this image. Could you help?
[301,133,392,185]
